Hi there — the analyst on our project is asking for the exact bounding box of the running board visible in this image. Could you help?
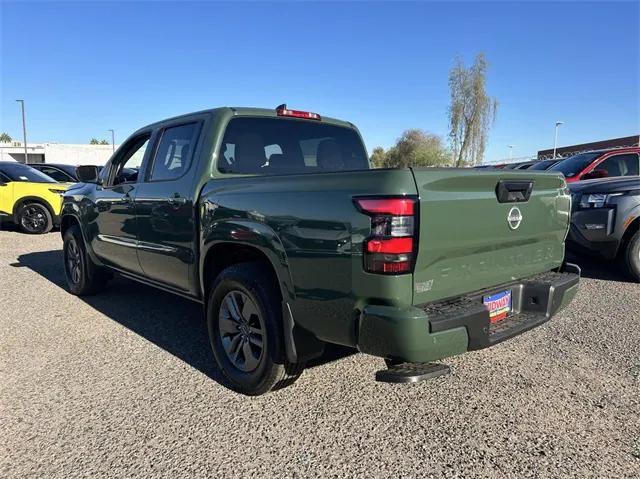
[375,362,451,383]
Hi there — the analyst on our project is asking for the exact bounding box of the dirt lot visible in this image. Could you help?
[1,230,638,478]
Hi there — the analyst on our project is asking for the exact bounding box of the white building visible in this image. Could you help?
[0,141,119,166]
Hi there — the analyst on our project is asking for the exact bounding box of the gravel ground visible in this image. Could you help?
[1,230,638,478]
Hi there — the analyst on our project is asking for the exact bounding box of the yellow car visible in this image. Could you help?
[0,162,72,234]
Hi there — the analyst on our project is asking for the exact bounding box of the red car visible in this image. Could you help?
[548,147,640,183]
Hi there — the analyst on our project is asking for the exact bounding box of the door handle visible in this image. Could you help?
[168,196,187,207]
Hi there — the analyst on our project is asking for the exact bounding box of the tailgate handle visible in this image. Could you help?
[495,180,534,203]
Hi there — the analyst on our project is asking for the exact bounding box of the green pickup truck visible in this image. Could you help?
[61,105,580,395]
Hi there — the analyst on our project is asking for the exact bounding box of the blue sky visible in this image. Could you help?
[1,1,638,162]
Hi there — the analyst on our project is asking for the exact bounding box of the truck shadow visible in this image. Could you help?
[13,250,356,385]
[565,252,633,283]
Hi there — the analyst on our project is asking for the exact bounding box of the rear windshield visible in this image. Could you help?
[0,163,56,183]
[548,152,602,178]
[218,117,369,175]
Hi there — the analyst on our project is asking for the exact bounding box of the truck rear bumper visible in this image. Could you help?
[357,265,580,363]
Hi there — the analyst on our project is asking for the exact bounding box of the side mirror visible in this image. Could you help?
[76,165,100,183]
[582,169,608,180]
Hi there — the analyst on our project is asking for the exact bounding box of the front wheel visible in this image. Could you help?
[623,230,640,282]
[63,225,109,295]
[18,202,52,234]
[207,262,304,395]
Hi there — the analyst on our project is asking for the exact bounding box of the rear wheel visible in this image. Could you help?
[18,202,52,234]
[63,225,109,295]
[207,262,304,395]
[623,230,640,282]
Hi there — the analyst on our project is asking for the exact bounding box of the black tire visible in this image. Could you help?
[207,262,304,395]
[18,202,53,234]
[63,225,109,295]
[623,230,640,282]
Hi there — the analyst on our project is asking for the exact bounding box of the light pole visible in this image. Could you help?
[508,145,515,161]
[553,121,564,159]
[107,129,115,153]
[15,100,28,164]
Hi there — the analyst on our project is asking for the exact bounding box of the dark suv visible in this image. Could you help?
[568,176,640,281]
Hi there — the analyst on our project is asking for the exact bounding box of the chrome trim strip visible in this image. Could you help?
[137,241,178,254]
[96,234,178,254]
[97,234,138,248]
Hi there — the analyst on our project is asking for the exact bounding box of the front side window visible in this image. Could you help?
[148,123,199,181]
[0,163,56,183]
[596,154,639,177]
[107,136,150,186]
[218,117,369,175]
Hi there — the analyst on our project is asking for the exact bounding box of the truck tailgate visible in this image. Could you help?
[411,169,571,305]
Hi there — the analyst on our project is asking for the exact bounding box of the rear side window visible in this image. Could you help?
[218,117,369,175]
[597,154,639,177]
[148,123,200,181]
[38,166,74,182]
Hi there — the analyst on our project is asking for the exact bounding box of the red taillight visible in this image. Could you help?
[380,260,412,274]
[276,107,321,121]
[356,198,414,216]
[355,196,417,275]
[366,237,413,254]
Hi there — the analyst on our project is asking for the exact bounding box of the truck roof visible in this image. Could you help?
[139,106,354,132]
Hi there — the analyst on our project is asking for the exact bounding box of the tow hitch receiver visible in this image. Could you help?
[375,362,451,383]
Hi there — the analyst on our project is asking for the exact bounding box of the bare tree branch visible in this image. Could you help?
[448,53,497,166]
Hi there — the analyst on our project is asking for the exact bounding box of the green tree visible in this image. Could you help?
[380,129,452,168]
[448,53,498,166]
[0,132,12,143]
[99,139,109,145]
[369,147,386,168]
[89,138,100,145]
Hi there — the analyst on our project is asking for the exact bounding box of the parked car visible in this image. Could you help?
[527,159,562,171]
[503,161,531,169]
[514,161,536,170]
[568,176,640,281]
[0,162,70,233]
[548,147,640,183]
[31,163,83,182]
[60,105,579,395]
[32,163,139,183]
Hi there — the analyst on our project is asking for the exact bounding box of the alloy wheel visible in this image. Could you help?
[218,290,265,372]
[21,206,47,233]
[65,238,82,285]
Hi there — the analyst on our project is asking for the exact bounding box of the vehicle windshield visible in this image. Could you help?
[54,164,80,177]
[218,117,369,175]
[548,152,602,178]
[528,159,558,170]
[0,163,57,183]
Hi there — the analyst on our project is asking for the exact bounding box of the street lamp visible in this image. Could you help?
[553,121,564,159]
[508,145,515,161]
[15,100,28,164]
[107,129,115,153]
